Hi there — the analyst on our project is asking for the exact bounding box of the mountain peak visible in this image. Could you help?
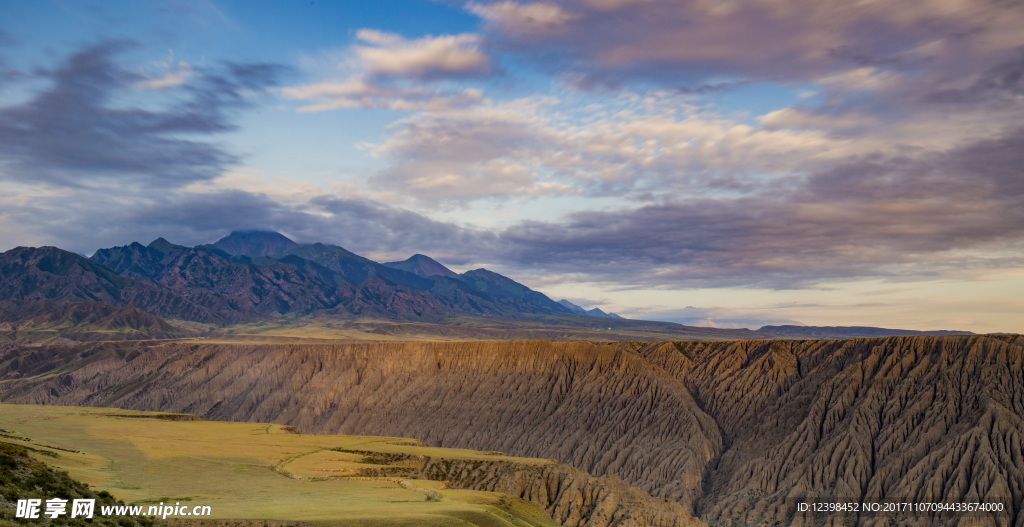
[558,299,623,319]
[558,299,587,314]
[147,237,185,254]
[213,230,298,258]
[384,253,458,279]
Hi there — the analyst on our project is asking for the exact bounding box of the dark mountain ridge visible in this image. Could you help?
[4,232,978,339]
[0,246,222,324]
[4,231,593,328]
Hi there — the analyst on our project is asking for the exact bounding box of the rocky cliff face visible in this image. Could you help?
[421,458,700,527]
[1,335,1021,526]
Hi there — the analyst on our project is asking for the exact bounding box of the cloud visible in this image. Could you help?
[760,107,878,131]
[492,126,1024,288]
[355,30,491,81]
[467,0,1024,89]
[282,29,493,113]
[927,49,1024,103]
[0,41,284,188]
[369,97,573,202]
[0,181,495,265]
[624,306,803,329]
[367,92,873,204]
[88,123,1023,289]
[282,78,483,112]
[468,2,578,34]
[137,51,196,90]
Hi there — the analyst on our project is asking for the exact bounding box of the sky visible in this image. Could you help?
[1,0,1022,332]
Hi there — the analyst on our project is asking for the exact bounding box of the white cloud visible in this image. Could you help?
[354,30,490,80]
[137,65,195,90]
[368,92,864,204]
[282,78,483,112]
[760,107,878,131]
[467,1,578,34]
[136,51,196,90]
[282,29,492,113]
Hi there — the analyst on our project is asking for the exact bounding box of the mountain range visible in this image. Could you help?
[0,230,619,328]
[0,230,974,341]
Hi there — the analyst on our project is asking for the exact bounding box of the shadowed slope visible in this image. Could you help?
[0,300,192,342]
[638,337,1024,525]
[0,246,222,323]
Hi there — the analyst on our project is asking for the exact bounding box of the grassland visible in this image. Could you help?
[0,403,557,527]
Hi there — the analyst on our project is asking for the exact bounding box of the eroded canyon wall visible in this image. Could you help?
[1,335,1021,526]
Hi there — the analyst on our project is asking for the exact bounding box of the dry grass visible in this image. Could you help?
[0,403,556,527]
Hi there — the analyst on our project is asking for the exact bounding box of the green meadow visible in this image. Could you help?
[0,403,557,527]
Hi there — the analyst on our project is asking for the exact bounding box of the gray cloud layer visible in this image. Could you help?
[499,125,1024,287]
[0,41,282,188]
[469,0,1024,89]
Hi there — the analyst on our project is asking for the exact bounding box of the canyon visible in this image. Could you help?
[1,334,1020,525]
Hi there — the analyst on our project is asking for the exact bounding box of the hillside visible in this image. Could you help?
[1,335,1020,525]
[0,300,194,343]
[0,439,164,527]
[0,246,222,324]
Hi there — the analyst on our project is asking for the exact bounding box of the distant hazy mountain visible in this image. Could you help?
[558,299,587,314]
[757,325,974,338]
[558,299,623,319]
[586,307,624,319]
[212,230,299,258]
[384,254,459,279]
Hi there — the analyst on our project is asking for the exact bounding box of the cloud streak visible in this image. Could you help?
[0,41,284,189]
[283,30,492,113]
[356,30,491,81]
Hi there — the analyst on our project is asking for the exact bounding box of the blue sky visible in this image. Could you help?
[1,0,1023,332]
